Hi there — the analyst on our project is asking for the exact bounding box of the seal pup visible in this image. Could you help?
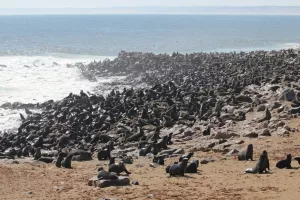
[157,135,168,150]
[185,160,199,173]
[294,157,300,166]
[276,154,292,169]
[97,147,111,160]
[167,133,173,145]
[238,144,253,161]
[153,155,164,165]
[56,153,65,168]
[97,170,118,180]
[244,152,267,174]
[169,158,189,177]
[34,147,41,160]
[108,161,131,175]
[22,145,33,157]
[261,150,270,172]
[61,154,73,169]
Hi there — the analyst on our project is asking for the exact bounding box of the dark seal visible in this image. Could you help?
[185,160,199,173]
[169,158,189,177]
[276,154,292,169]
[56,152,65,168]
[238,144,253,161]
[61,154,73,169]
[108,161,131,175]
[244,152,267,174]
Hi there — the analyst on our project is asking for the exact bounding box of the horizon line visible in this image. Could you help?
[2,6,300,9]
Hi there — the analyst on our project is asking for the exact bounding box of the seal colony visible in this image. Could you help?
[1,49,300,189]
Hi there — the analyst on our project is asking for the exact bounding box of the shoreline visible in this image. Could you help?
[0,49,300,199]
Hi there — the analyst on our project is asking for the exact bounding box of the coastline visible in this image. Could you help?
[0,49,300,199]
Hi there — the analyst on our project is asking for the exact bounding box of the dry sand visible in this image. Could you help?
[1,118,300,200]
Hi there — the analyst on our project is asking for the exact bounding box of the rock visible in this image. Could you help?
[234,140,244,144]
[226,149,239,156]
[214,131,238,139]
[160,149,177,155]
[280,89,296,101]
[276,121,285,128]
[24,191,32,195]
[277,106,285,113]
[188,140,217,152]
[200,158,215,164]
[173,148,184,154]
[99,198,119,200]
[142,125,156,131]
[268,121,277,129]
[236,95,252,103]
[260,129,271,136]
[149,163,156,168]
[148,194,156,199]
[183,129,195,137]
[5,160,19,164]
[284,125,291,131]
[243,132,258,138]
[132,181,139,185]
[212,143,232,152]
[258,108,271,122]
[256,105,266,112]
[268,102,282,110]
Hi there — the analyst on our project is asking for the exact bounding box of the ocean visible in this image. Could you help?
[1,14,300,131]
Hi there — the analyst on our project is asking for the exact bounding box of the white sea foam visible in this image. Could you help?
[0,55,118,131]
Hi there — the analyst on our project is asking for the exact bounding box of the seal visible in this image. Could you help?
[34,147,41,160]
[185,160,199,173]
[22,145,33,157]
[38,157,54,163]
[70,150,92,161]
[153,155,164,165]
[109,157,115,166]
[56,153,65,168]
[261,150,270,172]
[97,170,118,180]
[179,152,194,162]
[139,144,152,156]
[108,161,131,175]
[157,135,168,150]
[276,154,292,169]
[61,154,73,169]
[202,126,211,136]
[294,157,300,165]
[33,136,43,148]
[244,152,267,174]
[169,158,189,177]
[97,147,111,160]
[167,133,173,145]
[150,143,159,155]
[238,144,253,161]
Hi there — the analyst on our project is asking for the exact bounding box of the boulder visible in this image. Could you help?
[256,105,266,112]
[260,129,271,136]
[243,132,258,138]
[226,149,239,156]
[268,102,282,110]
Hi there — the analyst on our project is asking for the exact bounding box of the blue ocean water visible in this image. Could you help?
[1,15,300,56]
